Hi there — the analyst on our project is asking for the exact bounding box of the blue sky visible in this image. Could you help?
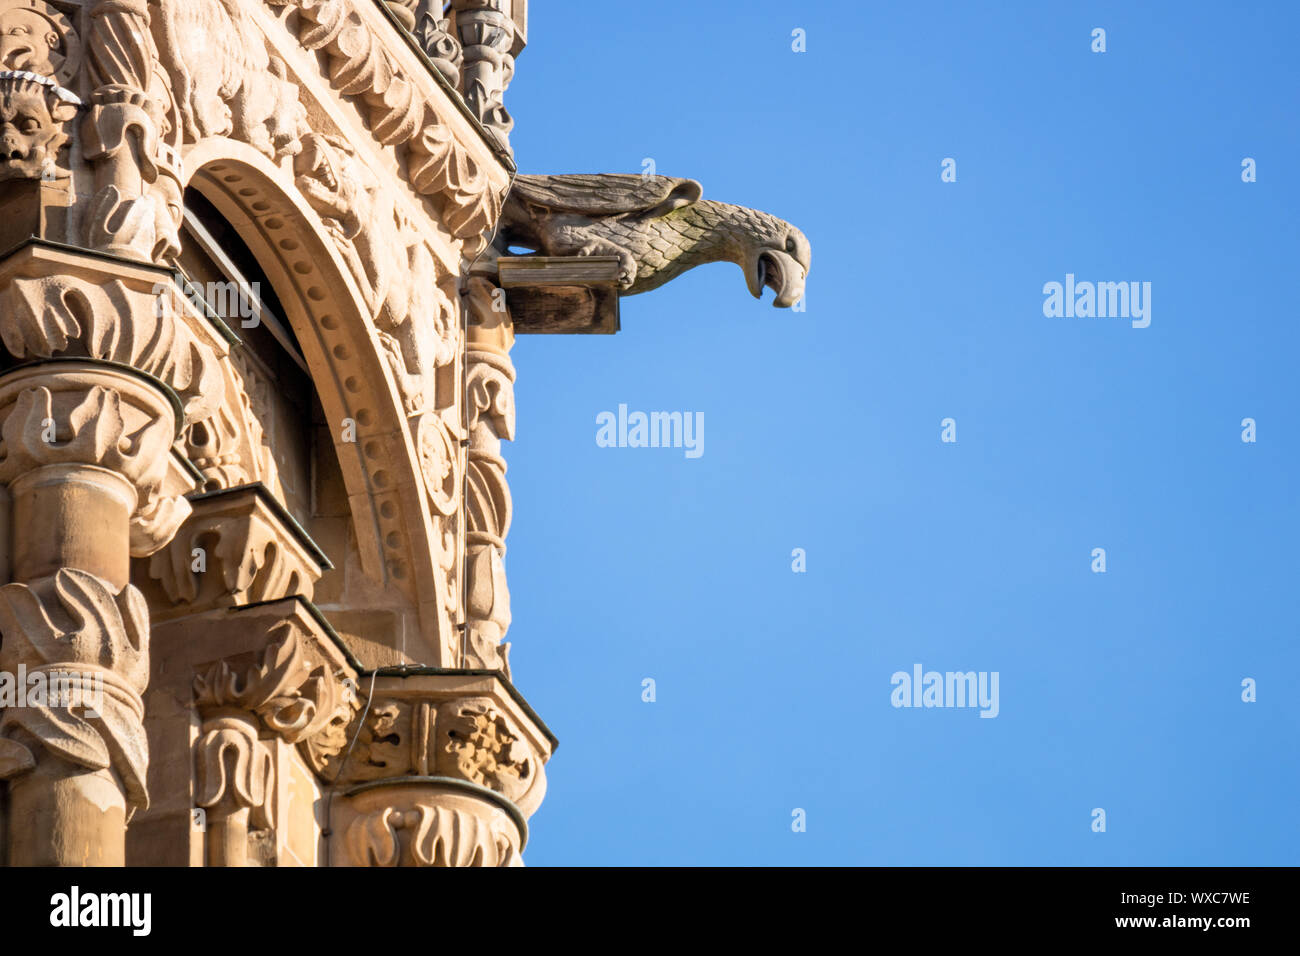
[502,0,1299,865]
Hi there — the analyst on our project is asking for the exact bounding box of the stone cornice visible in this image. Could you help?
[261,0,512,247]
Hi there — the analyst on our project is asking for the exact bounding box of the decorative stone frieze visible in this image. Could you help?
[265,0,508,246]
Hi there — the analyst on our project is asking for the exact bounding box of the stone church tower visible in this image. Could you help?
[0,0,807,866]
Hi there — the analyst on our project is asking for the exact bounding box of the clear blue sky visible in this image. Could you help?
[503,0,1299,865]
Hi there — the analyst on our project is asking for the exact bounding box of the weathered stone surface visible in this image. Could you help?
[0,0,807,868]
[501,173,812,306]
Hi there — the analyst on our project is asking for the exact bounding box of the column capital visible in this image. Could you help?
[326,671,554,866]
[136,597,361,866]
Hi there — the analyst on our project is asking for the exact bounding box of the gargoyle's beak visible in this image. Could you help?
[745,249,806,308]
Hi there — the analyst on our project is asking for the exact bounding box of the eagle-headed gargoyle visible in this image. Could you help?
[499,174,811,307]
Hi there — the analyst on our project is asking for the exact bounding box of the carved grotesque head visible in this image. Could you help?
[0,71,79,181]
[0,7,63,78]
[742,219,812,309]
[294,131,363,238]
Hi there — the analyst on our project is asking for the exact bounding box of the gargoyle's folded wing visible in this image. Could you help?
[510,174,703,218]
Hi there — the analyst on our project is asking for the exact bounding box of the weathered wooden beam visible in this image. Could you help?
[498,255,622,334]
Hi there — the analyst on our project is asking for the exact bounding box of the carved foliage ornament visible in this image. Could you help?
[194,620,356,750]
[0,569,151,814]
[294,132,458,404]
[449,0,514,152]
[81,0,183,261]
[415,4,460,87]
[335,695,532,803]
[182,348,280,493]
[0,373,192,556]
[0,272,222,420]
[442,700,529,798]
[193,620,357,831]
[293,130,462,532]
[143,483,326,619]
[268,0,503,242]
[345,802,517,867]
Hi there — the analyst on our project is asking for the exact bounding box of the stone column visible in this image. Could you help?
[0,245,220,870]
[0,360,181,865]
[0,0,217,866]
[463,276,515,673]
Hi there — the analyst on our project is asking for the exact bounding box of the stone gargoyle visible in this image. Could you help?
[499,174,811,307]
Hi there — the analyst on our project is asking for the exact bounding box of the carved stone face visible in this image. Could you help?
[0,9,62,77]
[0,77,74,181]
[294,132,361,236]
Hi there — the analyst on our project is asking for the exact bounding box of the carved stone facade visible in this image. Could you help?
[0,0,806,866]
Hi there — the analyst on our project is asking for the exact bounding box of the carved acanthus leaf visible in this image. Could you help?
[0,379,194,559]
[0,274,222,422]
[0,384,166,485]
[194,715,274,827]
[0,570,150,812]
[145,488,324,614]
[192,620,359,787]
[194,621,342,741]
[269,0,504,243]
[344,803,517,867]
